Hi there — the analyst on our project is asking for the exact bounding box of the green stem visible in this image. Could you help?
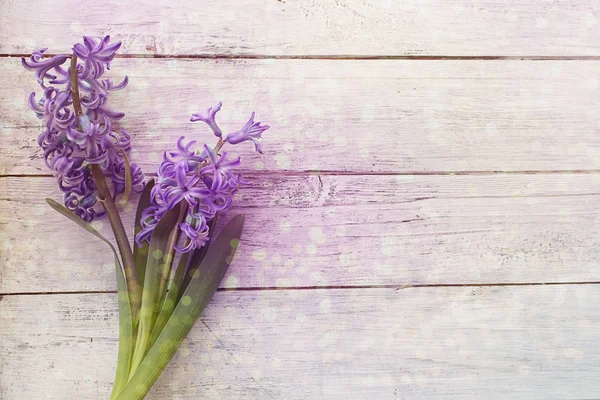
[156,203,188,306]
[69,54,141,319]
[90,165,141,316]
[69,56,84,119]
[128,204,182,378]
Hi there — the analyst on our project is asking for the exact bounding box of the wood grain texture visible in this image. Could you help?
[1,0,599,56]
[3,58,600,175]
[2,0,599,397]
[2,285,599,399]
[2,173,600,293]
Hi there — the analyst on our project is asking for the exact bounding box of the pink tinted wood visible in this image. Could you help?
[2,286,599,399]
[2,173,600,293]
[3,58,600,175]
[1,0,599,56]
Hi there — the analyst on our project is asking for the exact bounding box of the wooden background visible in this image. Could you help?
[1,0,600,398]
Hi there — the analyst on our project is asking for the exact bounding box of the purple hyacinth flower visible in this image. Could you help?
[210,191,234,212]
[63,177,102,222]
[136,204,170,246]
[175,219,210,253]
[164,165,211,209]
[66,119,111,165]
[218,173,249,192]
[47,63,71,86]
[67,118,106,147]
[58,164,88,192]
[21,49,68,88]
[135,225,155,247]
[224,112,270,153]
[73,35,121,79]
[190,102,223,137]
[45,90,75,133]
[49,153,76,175]
[101,75,129,91]
[166,136,204,171]
[37,128,58,149]
[43,141,75,171]
[100,129,132,171]
[200,145,241,192]
[112,161,145,195]
[24,36,138,222]
[136,102,268,251]
[150,160,177,202]
[28,88,55,119]
[187,199,216,220]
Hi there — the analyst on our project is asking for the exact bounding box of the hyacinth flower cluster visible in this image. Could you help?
[22,36,144,221]
[136,102,269,253]
[118,104,269,393]
[25,35,270,400]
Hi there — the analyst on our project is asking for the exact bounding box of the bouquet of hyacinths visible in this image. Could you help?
[23,36,270,399]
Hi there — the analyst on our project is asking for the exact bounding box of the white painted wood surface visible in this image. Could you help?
[3,58,600,175]
[1,0,599,56]
[2,1,600,398]
[2,173,600,293]
[2,286,599,399]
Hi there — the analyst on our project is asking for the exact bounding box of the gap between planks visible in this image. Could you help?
[5,54,600,60]
[3,281,600,297]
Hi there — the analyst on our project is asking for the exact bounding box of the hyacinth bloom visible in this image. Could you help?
[22,36,143,221]
[190,102,223,137]
[137,103,269,253]
[112,161,145,195]
[224,111,270,153]
[25,35,270,399]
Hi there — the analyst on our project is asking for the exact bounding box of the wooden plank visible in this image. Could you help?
[3,58,600,175]
[1,285,599,399]
[2,173,600,293]
[1,0,599,56]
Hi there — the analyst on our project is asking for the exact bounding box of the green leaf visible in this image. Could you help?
[148,215,220,348]
[110,253,134,399]
[117,149,133,207]
[177,215,218,304]
[46,198,119,253]
[45,199,133,399]
[128,203,181,377]
[148,215,219,348]
[147,251,189,347]
[133,179,155,288]
[115,214,245,400]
